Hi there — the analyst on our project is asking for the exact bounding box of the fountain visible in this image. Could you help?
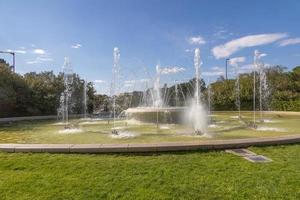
[258,55,269,122]
[3,46,300,148]
[55,58,84,133]
[208,79,212,114]
[253,50,269,125]
[252,51,259,128]
[57,92,65,122]
[111,47,120,134]
[235,67,241,119]
[186,48,207,135]
[124,48,208,135]
[83,79,88,119]
[153,64,163,107]
[229,58,243,120]
[125,64,185,125]
[58,57,74,129]
[207,79,212,123]
[174,80,179,107]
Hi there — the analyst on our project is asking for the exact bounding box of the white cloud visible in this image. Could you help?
[71,43,82,49]
[124,80,137,87]
[202,66,224,76]
[33,49,46,55]
[229,57,246,66]
[279,38,300,46]
[159,66,186,74]
[124,79,150,85]
[239,62,272,73]
[239,64,256,73]
[188,36,206,45]
[15,50,26,54]
[94,80,106,83]
[26,55,53,65]
[26,60,42,65]
[5,49,26,54]
[213,27,229,40]
[124,80,136,84]
[202,71,224,76]
[124,83,134,87]
[36,56,53,62]
[260,53,267,57]
[212,33,287,59]
[185,49,192,53]
[139,79,150,83]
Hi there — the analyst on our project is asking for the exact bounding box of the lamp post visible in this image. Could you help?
[0,51,15,72]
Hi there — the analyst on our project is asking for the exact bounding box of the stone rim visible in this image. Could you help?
[0,135,299,153]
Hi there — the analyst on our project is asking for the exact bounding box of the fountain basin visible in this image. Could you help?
[125,107,186,124]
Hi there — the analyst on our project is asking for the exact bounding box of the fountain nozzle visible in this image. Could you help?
[248,122,257,129]
[195,130,204,135]
[111,129,119,135]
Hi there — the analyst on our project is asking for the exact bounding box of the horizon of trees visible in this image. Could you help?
[0,59,95,117]
[0,58,299,118]
[96,65,300,113]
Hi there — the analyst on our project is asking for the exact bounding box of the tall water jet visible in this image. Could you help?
[57,92,65,121]
[228,57,245,120]
[233,63,241,119]
[207,79,212,125]
[83,79,87,119]
[187,48,207,135]
[62,57,73,128]
[253,50,261,128]
[257,53,269,122]
[141,80,150,106]
[259,58,263,122]
[175,80,179,107]
[112,47,120,134]
[207,80,212,115]
[194,49,201,106]
[153,64,163,107]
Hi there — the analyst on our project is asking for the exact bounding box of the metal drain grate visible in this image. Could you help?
[244,155,272,163]
[226,148,272,163]
[225,149,256,156]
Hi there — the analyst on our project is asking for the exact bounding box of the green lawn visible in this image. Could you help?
[0,145,299,199]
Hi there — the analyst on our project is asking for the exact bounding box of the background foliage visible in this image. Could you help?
[0,59,95,117]
[0,58,299,118]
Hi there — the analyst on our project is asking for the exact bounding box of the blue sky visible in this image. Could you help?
[1,0,300,93]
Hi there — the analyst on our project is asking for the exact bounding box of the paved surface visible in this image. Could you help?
[0,135,299,153]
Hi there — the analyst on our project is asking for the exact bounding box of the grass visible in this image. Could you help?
[0,111,299,144]
[0,144,299,199]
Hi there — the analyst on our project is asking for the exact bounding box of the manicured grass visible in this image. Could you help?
[0,145,299,199]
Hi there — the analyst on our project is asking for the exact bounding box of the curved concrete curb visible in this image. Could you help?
[0,135,300,153]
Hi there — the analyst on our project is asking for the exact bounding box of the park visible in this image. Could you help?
[0,0,299,199]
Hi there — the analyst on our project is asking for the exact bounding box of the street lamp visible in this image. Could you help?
[0,51,15,72]
[225,58,230,80]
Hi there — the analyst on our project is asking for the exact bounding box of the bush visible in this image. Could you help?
[270,100,300,111]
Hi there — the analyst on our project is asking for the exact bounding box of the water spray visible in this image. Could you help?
[62,57,73,129]
[112,47,120,135]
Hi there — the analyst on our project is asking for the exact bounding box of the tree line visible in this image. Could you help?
[0,59,95,117]
[0,58,299,118]
[101,65,300,113]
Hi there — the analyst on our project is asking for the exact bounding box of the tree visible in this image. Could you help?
[0,59,96,117]
[0,60,31,117]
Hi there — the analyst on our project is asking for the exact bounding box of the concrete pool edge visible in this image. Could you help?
[0,135,300,153]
